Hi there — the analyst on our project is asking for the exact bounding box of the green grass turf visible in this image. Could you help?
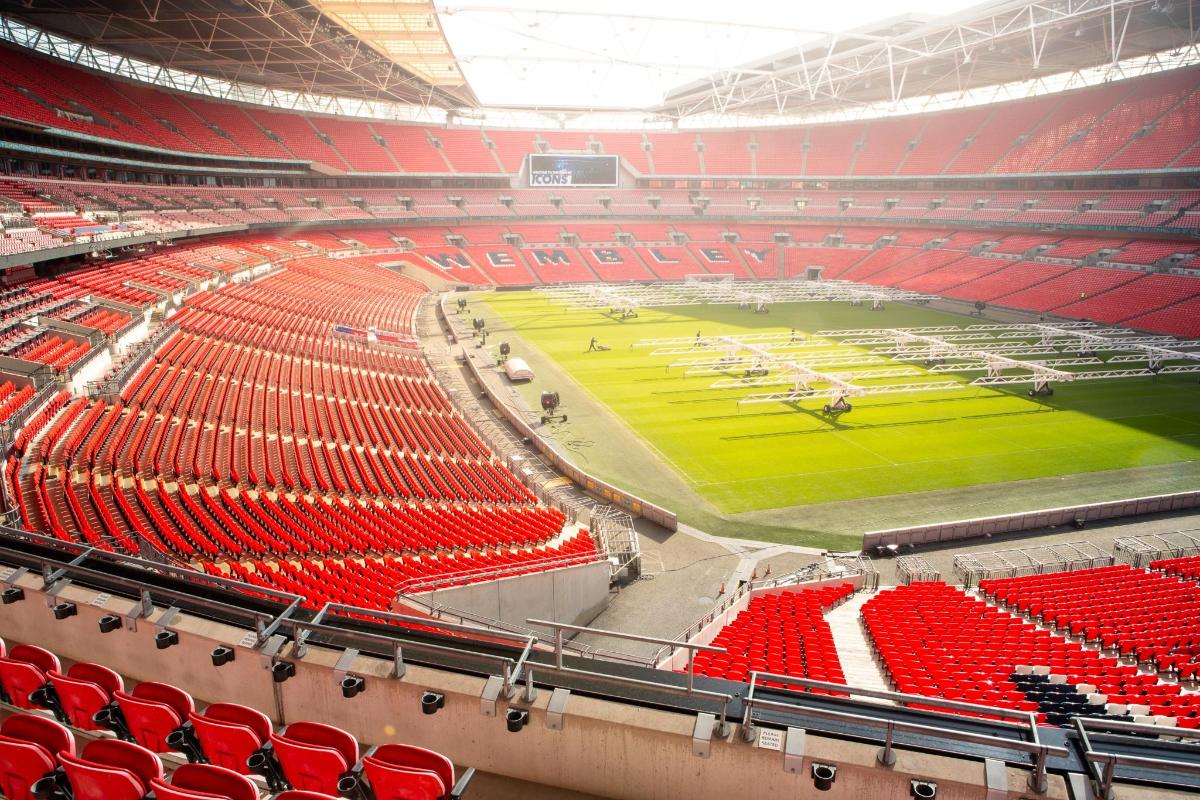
[479,292,1200,523]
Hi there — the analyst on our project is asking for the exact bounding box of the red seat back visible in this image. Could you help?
[370,744,454,798]
[80,739,163,787]
[275,792,342,800]
[132,681,195,718]
[147,779,226,800]
[68,662,124,695]
[281,721,358,766]
[9,645,60,674]
[0,714,75,757]
[361,760,445,800]
[0,735,56,800]
[269,732,349,794]
[188,712,263,774]
[48,670,113,730]
[201,702,272,743]
[0,658,48,709]
[164,764,259,800]
[114,689,184,752]
[58,751,146,800]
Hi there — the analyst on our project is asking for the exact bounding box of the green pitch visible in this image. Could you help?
[478,292,1200,544]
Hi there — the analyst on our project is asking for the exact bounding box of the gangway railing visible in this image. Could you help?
[742,672,1066,793]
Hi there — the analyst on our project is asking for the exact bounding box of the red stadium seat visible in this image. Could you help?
[0,734,57,800]
[268,721,359,794]
[57,739,162,800]
[150,764,259,800]
[0,714,75,757]
[0,715,74,800]
[362,744,461,800]
[0,644,60,709]
[46,662,124,729]
[188,702,273,773]
[109,681,195,752]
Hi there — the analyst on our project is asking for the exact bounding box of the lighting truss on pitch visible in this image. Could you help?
[634,321,1200,415]
[538,280,936,316]
[819,322,1200,397]
[634,331,961,414]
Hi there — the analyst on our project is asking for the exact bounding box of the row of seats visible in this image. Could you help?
[2,42,1198,176]
[9,176,1199,227]
[1152,555,1200,583]
[7,333,91,371]
[11,248,595,601]
[980,565,1200,678]
[862,582,1200,727]
[0,639,471,799]
[690,585,853,690]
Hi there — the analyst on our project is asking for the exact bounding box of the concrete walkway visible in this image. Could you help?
[826,591,893,700]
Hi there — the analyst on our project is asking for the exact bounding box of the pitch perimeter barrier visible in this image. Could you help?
[443,297,678,531]
[863,489,1200,551]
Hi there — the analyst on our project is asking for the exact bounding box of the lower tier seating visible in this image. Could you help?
[690,584,853,691]
[980,565,1200,678]
[862,582,1200,727]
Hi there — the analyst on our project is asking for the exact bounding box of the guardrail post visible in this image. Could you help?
[1097,755,1116,800]
[877,720,896,766]
[1029,746,1048,793]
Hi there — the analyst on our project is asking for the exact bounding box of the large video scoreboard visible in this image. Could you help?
[527,154,618,187]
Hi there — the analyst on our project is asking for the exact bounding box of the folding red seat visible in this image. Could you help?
[188,702,273,773]
[0,644,60,709]
[265,721,359,794]
[0,714,75,800]
[149,764,259,800]
[45,662,124,729]
[58,739,162,800]
[360,743,471,800]
[107,681,195,752]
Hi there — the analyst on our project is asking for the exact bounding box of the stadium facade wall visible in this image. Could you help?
[401,559,612,632]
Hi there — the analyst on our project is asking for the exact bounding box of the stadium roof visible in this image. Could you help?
[2,0,1197,121]
[3,0,477,108]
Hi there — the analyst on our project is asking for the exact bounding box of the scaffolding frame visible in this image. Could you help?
[1113,531,1200,569]
[954,541,1112,588]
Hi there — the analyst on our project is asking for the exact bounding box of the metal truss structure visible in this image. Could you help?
[538,280,936,316]
[633,331,963,414]
[5,0,1197,123]
[626,318,1200,416]
[1113,530,1200,568]
[660,0,1200,119]
[955,540,1113,587]
[0,2,473,114]
[821,322,1200,396]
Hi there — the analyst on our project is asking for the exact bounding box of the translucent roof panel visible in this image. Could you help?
[436,0,984,109]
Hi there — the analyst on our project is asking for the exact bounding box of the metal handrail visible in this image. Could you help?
[1073,716,1200,798]
[528,618,725,695]
[0,527,302,643]
[743,671,1066,793]
[393,550,603,595]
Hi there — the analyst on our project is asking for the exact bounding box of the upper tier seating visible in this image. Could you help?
[2,42,1199,176]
